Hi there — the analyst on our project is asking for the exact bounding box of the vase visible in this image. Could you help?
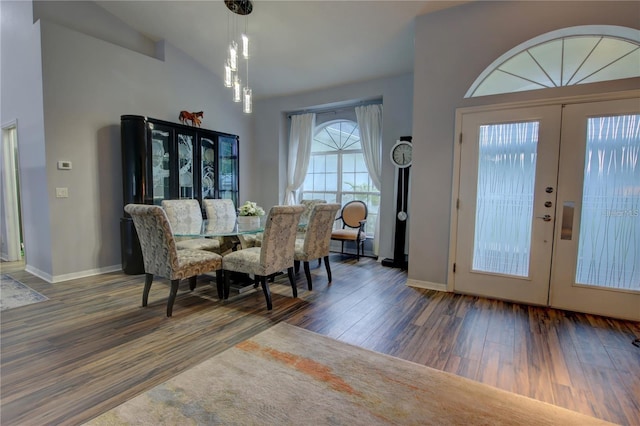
[237,215,261,230]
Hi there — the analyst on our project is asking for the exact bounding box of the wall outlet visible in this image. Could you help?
[56,187,69,198]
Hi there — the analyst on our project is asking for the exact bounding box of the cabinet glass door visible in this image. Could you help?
[177,131,195,199]
[150,126,171,205]
[219,136,239,206]
[201,136,216,199]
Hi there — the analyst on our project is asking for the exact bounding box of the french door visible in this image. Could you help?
[453,97,640,320]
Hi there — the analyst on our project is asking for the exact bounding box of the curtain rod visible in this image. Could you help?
[287,99,382,118]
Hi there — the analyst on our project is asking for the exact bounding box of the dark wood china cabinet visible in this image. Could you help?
[120,115,239,274]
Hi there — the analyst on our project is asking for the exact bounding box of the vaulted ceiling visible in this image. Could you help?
[96,1,466,99]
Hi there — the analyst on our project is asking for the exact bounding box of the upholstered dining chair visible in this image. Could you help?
[297,199,327,235]
[294,203,341,291]
[161,199,221,253]
[222,205,305,310]
[330,200,368,260]
[124,204,223,317]
[202,198,239,253]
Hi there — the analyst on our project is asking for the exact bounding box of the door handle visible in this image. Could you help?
[536,214,552,222]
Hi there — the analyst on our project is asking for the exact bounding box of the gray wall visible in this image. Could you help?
[1,1,51,274]
[1,1,253,281]
[409,1,640,287]
[253,74,414,261]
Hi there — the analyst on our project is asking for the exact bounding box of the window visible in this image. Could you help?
[301,120,380,236]
[466,25,640,98]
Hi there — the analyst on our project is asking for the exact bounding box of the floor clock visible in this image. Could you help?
[382,136,412,270]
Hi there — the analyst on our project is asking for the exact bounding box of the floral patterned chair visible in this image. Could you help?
[294,203,341,290]
[124,204,223,317]
[161,199,221,253]
[330,200,368,261]
[202,198,240,253]
[222,205,305,310]
[298,199,327,235]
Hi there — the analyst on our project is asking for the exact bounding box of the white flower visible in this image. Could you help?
[238,201,265,216]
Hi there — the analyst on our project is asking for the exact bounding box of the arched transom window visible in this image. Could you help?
[466,25,640,98]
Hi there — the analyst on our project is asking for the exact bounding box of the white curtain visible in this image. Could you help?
[356,104,383,255]
[284,113,316,205]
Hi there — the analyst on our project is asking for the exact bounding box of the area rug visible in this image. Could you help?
[0,274,48,311]
[85,323,610,425]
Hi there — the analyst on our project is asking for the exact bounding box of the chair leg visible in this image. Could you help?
[356,239,360,261]
[189,275,197,291]
[224,270,231,300]
[294,260,300,273]
[341,241,344,254]
[318,258,321,267]
[259,275,272,310]
[142,273,153,307]
[288,267,298,297]
[216,270,223,299]
[303,261,312,291]
[324,255,332,283]
[167,279,180,317]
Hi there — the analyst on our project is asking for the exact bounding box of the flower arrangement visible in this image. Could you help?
[238,201,265,217]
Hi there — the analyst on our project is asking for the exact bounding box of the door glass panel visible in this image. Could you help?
[178,133,194,199]
[201,137,216,199]
[576,114,640,290]
[472,122,539,277]
[151,129,170,205]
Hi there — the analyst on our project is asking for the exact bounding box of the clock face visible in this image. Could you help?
[391,141,412,168]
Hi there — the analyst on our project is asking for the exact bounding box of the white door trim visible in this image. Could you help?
[1,120,22,261]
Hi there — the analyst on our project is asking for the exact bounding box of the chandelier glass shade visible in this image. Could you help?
[224,0,253,113]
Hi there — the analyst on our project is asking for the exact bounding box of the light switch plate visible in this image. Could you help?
[57,160,72,170]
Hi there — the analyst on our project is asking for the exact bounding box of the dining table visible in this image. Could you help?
[172,218,265,296]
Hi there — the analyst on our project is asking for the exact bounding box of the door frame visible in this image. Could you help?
[1,119,23,261]
[448,90,640,296]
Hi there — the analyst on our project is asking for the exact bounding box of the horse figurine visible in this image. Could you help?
[178,111,204,127]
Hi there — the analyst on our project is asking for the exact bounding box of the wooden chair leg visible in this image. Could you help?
[259,275,272,310]
[189,275,197,291]
[142,273,153,307]
[324,256,332,282]
[167,279,180,317]
[294,260,300,273]
[303,261,312,291]
[287,267,297,297]
[216,270,223,299]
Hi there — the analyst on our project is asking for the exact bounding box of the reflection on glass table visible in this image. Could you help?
[173,219,264,238]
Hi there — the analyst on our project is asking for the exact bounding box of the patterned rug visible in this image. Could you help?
[0,274,48,311]
[85,323,610,425]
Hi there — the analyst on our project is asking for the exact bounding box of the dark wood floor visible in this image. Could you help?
[1,256,639,425]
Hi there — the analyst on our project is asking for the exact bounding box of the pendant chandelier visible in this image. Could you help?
[224,0,253,113]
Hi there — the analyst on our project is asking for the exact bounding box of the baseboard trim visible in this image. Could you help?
[406,278,448,292]
[25,264,123,283]
[24,265,53,283]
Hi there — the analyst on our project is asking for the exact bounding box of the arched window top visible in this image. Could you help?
[466,25,640,98]
[312,120,361,152]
